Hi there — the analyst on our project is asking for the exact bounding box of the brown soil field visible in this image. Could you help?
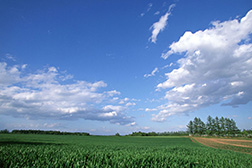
[192,137,252,155]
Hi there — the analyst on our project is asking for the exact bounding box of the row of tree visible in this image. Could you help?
[187,116,240,136]
[0,129,90,136]
[127,131,188,136]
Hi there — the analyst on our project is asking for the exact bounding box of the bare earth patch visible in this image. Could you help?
[192,137,252,155]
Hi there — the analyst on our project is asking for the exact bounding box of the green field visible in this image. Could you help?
[1,134,252,167]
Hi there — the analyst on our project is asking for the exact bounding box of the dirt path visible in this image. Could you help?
[207,138,252,148]
[192,137,252,155]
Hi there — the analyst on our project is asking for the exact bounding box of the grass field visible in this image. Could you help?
[1,134,252,167]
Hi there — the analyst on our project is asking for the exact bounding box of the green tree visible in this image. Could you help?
[230,119,240,135]
[215,117,221,135]
[219,117,226,135]
[242,129,248,136]
[187,120,194,135]
[206,116,213,135]
[0,129,9,134]
[198,119,206,135]
[193,117,200,135]
[225,118,232,135]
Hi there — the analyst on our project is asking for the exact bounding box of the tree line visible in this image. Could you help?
[0,129,90,136]
[127,131,188,136]
[187,116,243,136]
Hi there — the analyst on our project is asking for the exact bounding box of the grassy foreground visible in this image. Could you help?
[1,134,252,167]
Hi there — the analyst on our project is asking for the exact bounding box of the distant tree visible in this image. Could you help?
[188,116,240,137]
[128,131,188,136]
[115,133,120,136]
[11,129,89,136]
[0,129,9,134]
[148,132,158,136]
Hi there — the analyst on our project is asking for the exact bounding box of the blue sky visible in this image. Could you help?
[0,0,252,135]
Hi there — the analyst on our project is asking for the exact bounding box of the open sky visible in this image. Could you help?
[1,0,252,135]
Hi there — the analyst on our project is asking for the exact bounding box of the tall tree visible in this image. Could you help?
[198,118,206,135]
[187,116,240,136]
[193,117,200,134]
[211,118,217,135]
[187,120,194,135]
[206,116,213,135]
[225,118,232,135]
[215,116,221,135]
[230,119,240,135]
[219,117,226,135]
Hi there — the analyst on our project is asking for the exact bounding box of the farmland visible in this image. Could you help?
[192,137,252,155]
[1,134,252,167]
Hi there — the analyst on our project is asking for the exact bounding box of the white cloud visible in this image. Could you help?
[126,122,136,127]
[248,117,252,120]
[0,62,21,86]
[99,111,117,117]
[48,66,58,72]
[149,4,175,43]
[162,63,173,69]
[103,105,125,112]
[145,108,157,112]
[144,67,159,78]
[119,97,130,104]
[153,10,252,121]
[106,90,121,97]
[0,62,134,125]
[125,102,136,107]
[149,13,169,43]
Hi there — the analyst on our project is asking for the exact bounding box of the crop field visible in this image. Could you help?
[192,137,252,155]
[1,134,252,167]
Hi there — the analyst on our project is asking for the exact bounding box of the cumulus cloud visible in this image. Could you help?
[0,62,22,86]
[149,4,175,43]
[144,67,159,78]
[153,10,252,121]
[0,63,134,125]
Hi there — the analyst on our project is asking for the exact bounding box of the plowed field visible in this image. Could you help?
[192,137,252,155]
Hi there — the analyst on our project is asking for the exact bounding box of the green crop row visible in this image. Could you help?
[0,134,251,167]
